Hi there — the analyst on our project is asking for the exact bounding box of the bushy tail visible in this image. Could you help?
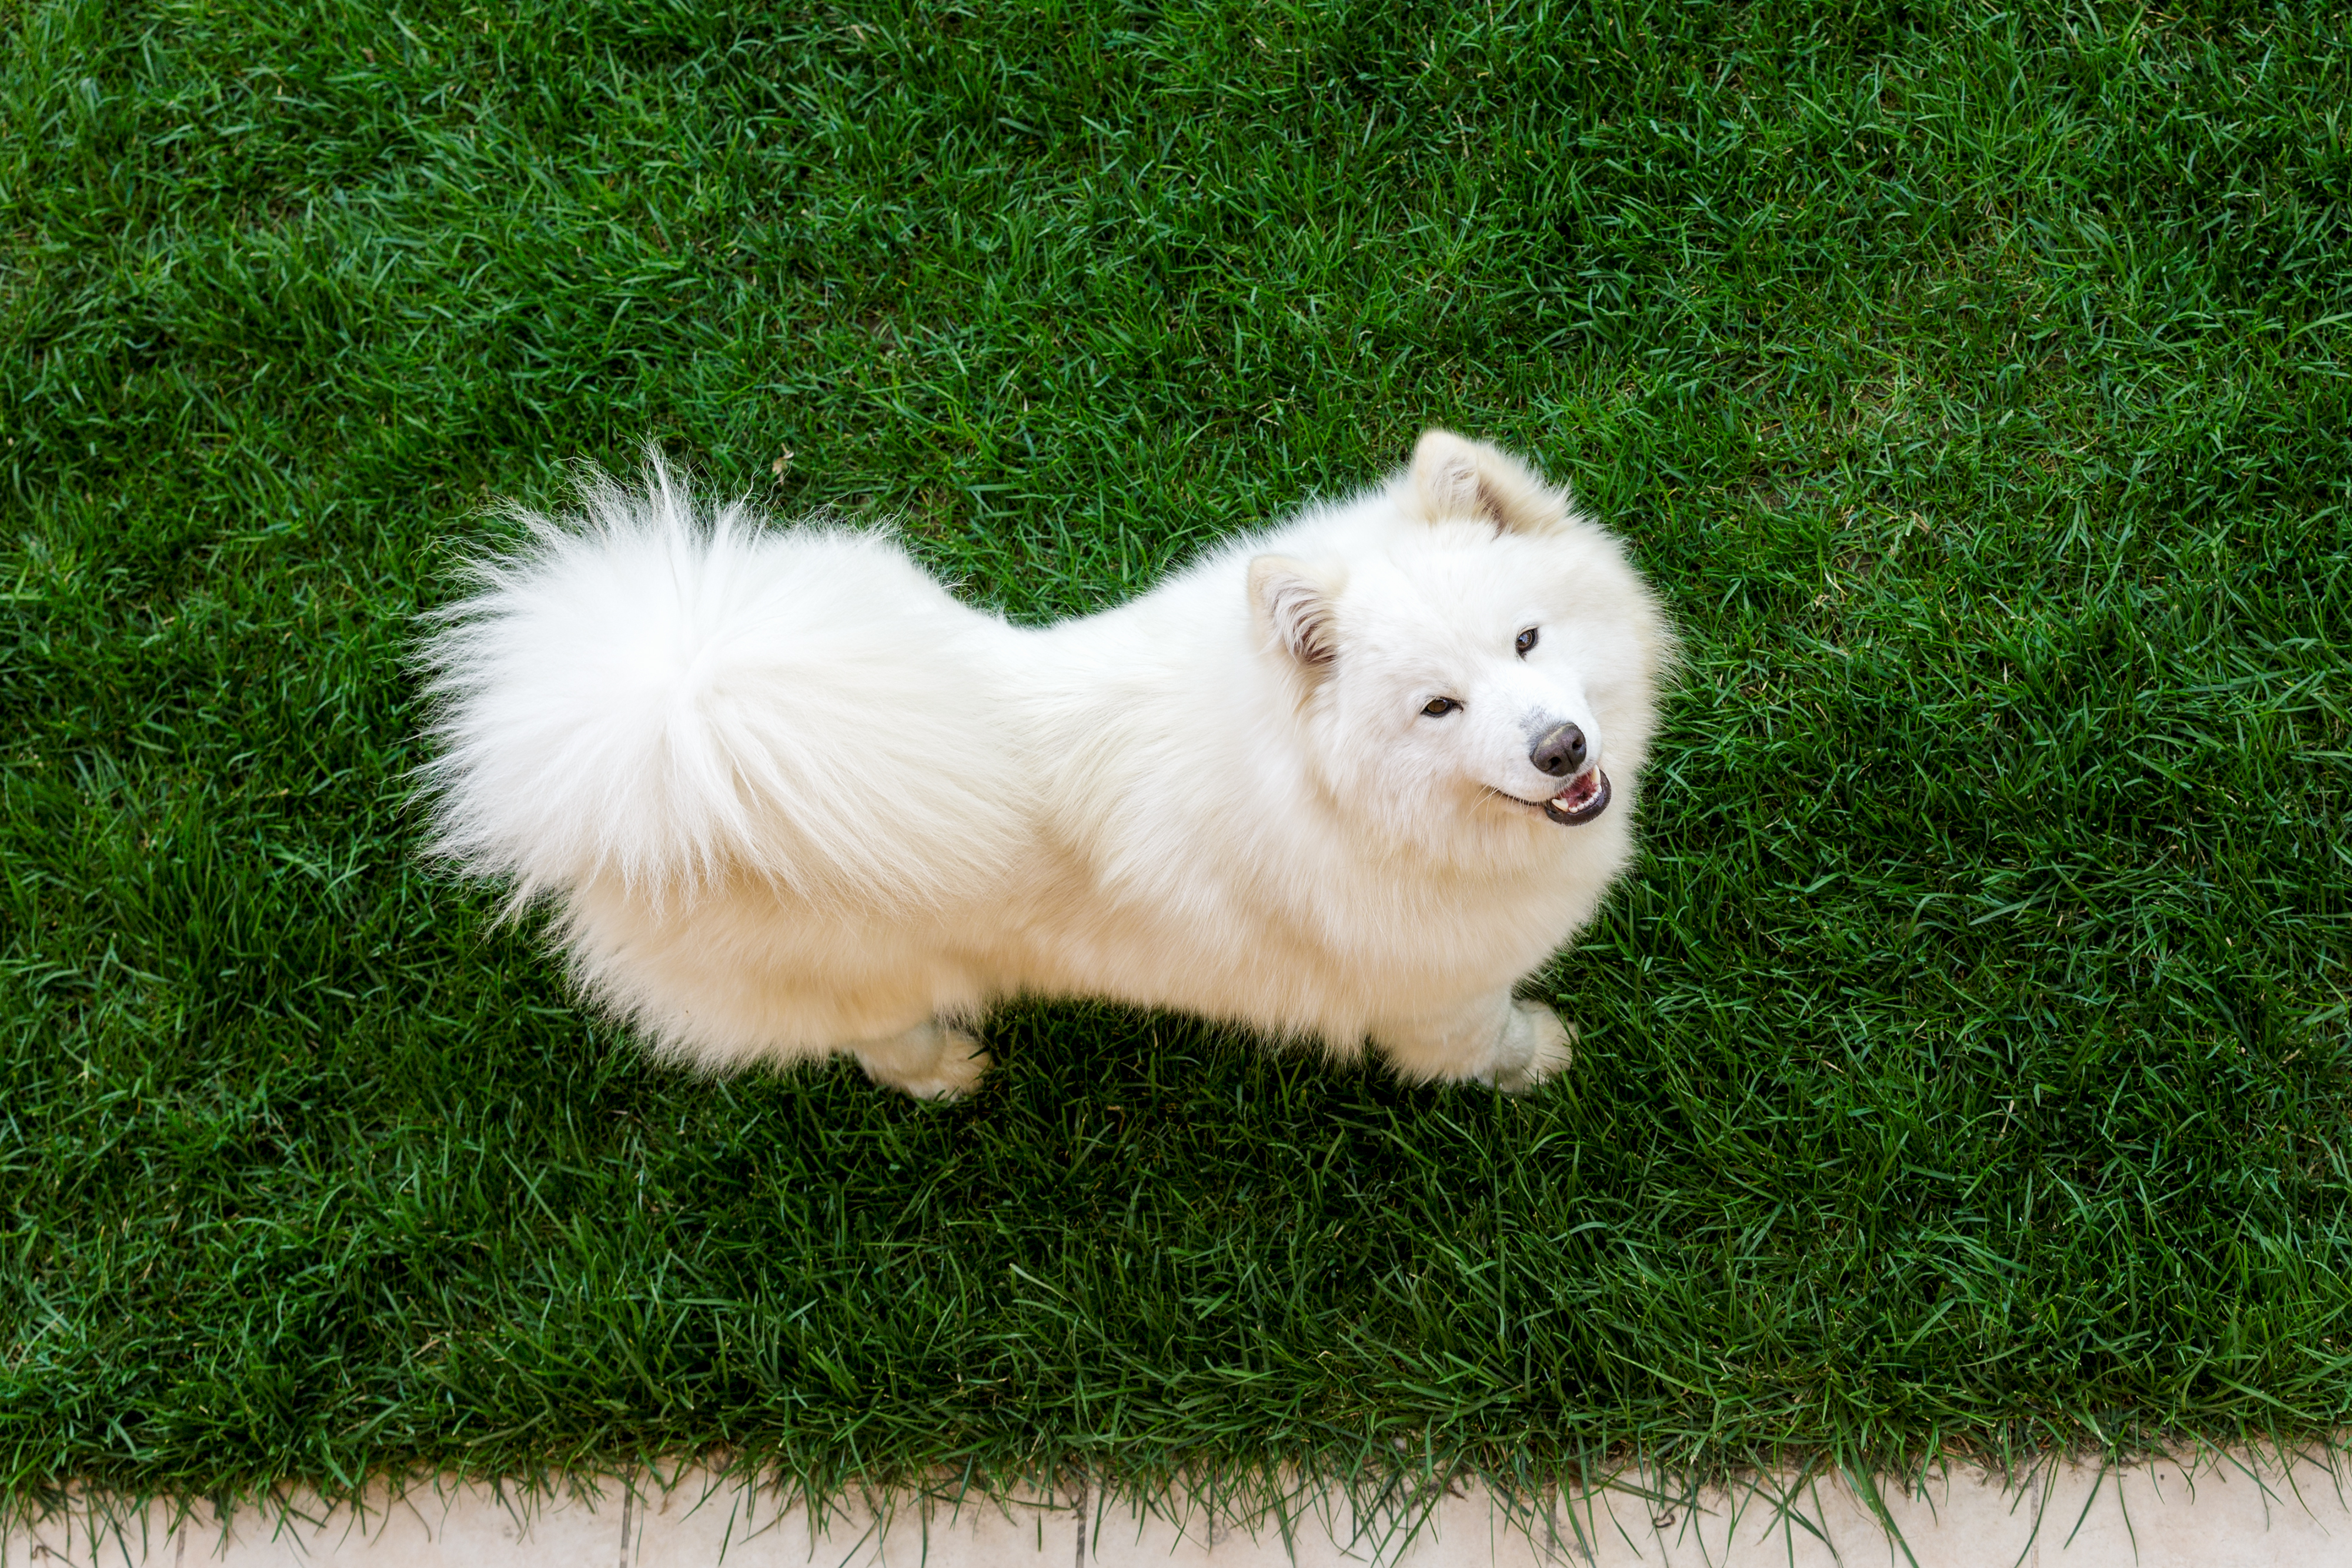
[417,454,1018,906]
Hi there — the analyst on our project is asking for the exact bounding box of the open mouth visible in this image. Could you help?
[1539,768,1611,826]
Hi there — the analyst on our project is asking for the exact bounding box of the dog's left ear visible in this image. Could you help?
[1408,429,1574,536]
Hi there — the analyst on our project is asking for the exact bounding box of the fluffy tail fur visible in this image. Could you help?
[418,456,1022,907]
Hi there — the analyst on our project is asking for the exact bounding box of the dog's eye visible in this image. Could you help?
[1515,627,1539,657]
[1422,697,1459,717]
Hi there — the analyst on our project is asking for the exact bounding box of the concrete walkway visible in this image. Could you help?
[8,1450,2350,1566]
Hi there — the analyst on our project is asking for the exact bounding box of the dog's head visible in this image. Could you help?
[1250,431,1673,862]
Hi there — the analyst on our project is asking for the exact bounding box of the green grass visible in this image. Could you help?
[4,0,2350,1519]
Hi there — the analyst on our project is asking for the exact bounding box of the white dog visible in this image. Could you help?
[421,431,1672,1097]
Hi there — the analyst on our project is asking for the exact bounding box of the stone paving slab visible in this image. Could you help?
[8,1451,2350,1566]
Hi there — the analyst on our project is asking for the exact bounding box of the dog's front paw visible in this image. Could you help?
[857,1023,993,1100]
[1481,1001,1575,1094]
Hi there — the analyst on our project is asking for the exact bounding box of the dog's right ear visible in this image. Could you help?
[1248,555,1341,671]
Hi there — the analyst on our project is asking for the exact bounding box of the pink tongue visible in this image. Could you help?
[1555,774,1596,808]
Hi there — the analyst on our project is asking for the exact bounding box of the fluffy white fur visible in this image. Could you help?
[421,432,1673,1098]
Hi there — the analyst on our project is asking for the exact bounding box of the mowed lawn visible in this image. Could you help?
[4,0,2349,1510]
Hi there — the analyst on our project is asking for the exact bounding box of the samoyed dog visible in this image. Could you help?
[421,431,1672,1098]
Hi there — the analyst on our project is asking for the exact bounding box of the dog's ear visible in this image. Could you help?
[1408,429,1573,536]
[1248,555,1342,671]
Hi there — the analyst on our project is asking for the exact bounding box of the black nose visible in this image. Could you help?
[1531,723,1587,777]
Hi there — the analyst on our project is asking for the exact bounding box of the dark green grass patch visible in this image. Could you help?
[4,0,2350,1512]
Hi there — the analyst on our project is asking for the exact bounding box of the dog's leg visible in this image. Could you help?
[850,1020,993,1100]
[1373,992,1575,1092]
